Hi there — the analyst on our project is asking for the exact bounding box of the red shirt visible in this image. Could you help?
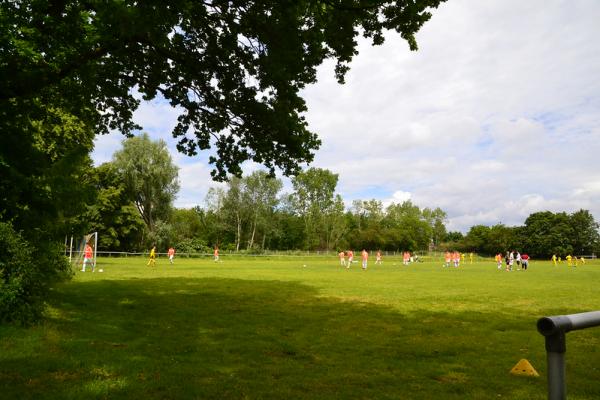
[84,245,93,258]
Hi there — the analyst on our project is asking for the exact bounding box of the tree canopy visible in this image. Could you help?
[112,133,180,234]
[1,0,445,180]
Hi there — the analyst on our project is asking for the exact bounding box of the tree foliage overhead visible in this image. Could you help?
[1,0,445,180]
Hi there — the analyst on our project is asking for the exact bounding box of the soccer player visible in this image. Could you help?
[444,251,451,268]
[361,249,368,270]
[214,247,219,262]
[566,254,572,267]
[551,254,557,266]
[469,252,474,264]
[580,256,586,265]
[147,245,156,267]
[453,251,460,268]
[339,250,346,266]
[81,242,94,272]
[346,249,354,269]
[460,252,465,265]
[495,253,502,269]
[574,256,579,267]
[168,247,175,264]
[521,253,529,270]
[515,252,522,270]
[403,251,410,266]
[375,250,382,265]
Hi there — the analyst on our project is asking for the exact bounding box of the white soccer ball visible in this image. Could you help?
[303,264,307,267]
[99,269,104,272]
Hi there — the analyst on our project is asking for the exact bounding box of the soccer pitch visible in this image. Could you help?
[1,256,599,399]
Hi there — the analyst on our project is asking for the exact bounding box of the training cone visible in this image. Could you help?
[510,359,539,377]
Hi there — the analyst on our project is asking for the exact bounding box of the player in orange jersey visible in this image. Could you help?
[168,247,175,264]
[444,251,451,268]
[338,250,346,266]
[375,250,382,265]
[453,251,460,268]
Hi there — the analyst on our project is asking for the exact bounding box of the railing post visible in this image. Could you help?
[537,311,600,400]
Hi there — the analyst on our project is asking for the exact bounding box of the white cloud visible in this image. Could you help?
[176,162,226,208]
[383,191,412,208]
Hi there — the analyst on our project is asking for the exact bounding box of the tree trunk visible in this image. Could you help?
[248,213,257,249]
[235,211,241,252]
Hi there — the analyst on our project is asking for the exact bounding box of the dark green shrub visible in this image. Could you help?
[0,222,71,325]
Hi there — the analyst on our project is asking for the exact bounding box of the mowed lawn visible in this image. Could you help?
[1,256,600,399]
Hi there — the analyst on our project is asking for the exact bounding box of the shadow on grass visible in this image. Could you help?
[0,277,597,399]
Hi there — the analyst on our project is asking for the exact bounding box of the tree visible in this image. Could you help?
[203,187,229,247]
[291,168,340,250]
[523,211,574,258]
[2,0,445,180]
[84,162,145,251]
[243,171,283,250]
[223,177,247,251]
[569,209,600,255]
[462,225,490,253]
[422,207,447,247]
[171,208,204,246]
[385,201,431,250]
[112,133,180,236]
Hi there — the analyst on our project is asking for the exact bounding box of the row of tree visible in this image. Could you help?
[449,210,600,258]
[78,135,450,253]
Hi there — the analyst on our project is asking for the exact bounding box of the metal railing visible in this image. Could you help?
[537,311,600,400]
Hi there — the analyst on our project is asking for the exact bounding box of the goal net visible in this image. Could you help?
[69,232,98,270]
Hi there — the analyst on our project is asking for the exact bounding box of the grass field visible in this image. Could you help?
[1,256,599,399]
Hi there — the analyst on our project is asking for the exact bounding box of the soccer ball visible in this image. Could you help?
[303,264,307,267]
[98,269,104,272]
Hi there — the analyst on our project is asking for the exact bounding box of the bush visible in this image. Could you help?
[174,237,209,254]
[0,222,72,325]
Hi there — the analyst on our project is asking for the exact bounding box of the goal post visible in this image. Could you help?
[70,232,98,271]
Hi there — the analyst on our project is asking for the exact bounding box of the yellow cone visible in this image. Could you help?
[510,359,539,377]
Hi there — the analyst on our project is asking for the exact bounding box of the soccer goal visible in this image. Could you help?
[69,232,98,270]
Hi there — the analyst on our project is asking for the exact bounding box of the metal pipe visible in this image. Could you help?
[537,311,600,400]
[546,351,566,400]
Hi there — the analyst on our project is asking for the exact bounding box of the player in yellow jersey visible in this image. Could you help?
[551,254,557,266]
[469,252,474,264]
[147,245,156,267]
[566,254,572,267]
[581,256,586,265]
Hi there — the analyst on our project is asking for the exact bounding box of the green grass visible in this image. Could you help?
[1,256,600,399]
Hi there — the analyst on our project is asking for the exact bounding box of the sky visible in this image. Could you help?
[92,0,600,233]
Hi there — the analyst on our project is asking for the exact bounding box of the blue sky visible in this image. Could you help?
[93,0,600,232]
